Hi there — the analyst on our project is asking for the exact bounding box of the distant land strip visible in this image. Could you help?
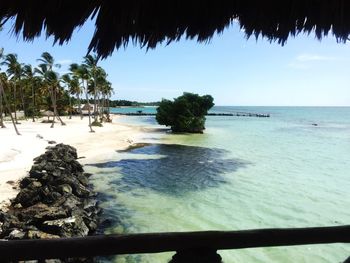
[113,112,270,117]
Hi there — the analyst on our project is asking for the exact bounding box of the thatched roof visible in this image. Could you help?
[1,1,350,58]
[81,103,93,111]
[41,110,54,117]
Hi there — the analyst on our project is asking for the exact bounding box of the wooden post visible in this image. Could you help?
[169,248,222,263]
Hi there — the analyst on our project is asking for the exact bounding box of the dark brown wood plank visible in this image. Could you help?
[0,225,349,260]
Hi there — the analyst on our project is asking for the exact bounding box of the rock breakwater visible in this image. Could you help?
[0,144,100,241]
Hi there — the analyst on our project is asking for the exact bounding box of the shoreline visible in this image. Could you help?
[0,115,153,209]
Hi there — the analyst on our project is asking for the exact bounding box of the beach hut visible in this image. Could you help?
[81,103,94,115]
[41,110,54,122]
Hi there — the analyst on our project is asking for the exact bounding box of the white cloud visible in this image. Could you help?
[295,54,336,62]
[288,53,340,69]
[57,59,72,65]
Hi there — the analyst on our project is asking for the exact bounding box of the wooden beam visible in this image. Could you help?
[0,225,349,260]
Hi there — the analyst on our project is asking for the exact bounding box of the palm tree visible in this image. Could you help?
[37,52,61,71]
[94,71,113,123]
[0,48,5,128]
[83,54,99,121]
[0,72,20,135]
[94,67,110,122]
[0,72,6,128]
[68,64,84,119]
[61,73,80,119]
[23,64,38,122]
[35,64,65,127]
[102,81,113,122]
[36,52,66,127]
[46,71,65,128]
[1,53,24,123]
[61,73,72,119]
[70,63,94,132]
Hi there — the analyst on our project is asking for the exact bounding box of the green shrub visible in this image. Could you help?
[156,92,214,133]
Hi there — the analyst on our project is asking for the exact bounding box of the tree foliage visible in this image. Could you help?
[0,49,114,134]
[156,92,214,133]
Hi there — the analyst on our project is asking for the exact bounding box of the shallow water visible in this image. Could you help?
[89,107,350,262]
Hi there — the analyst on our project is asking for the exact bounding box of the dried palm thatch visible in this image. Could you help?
[0,0,350,58]
[41,110,54,117]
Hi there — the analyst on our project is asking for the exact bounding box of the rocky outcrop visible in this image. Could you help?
[0,144,100,242]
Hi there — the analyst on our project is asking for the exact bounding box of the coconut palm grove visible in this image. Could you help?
[0,50,113,134]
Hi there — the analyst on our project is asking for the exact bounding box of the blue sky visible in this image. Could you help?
[0,19,349,106]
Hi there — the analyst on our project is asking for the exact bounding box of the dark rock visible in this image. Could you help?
[83,199,97,210]
[84,218,98,233]
[39,185,52,200]
[0,211,25,231]
[0,144,100,243]
[42,216,89,237]
[6,180,15,185]
[28,181,43,189]
[19,177,33,188]
[8,228,26,239]
[54,194,82,210]
[16,203,68,222]
[20,177,38,188]
[57,184,73,195]
[13,203,22,209]
[14,188,41,207]
[52,176,91,198]
[26,230,60,239]
[77,174,89,186]
[29,167,48,179]
[48,140,57,144]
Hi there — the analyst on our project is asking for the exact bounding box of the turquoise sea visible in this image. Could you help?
[87,106,350,263]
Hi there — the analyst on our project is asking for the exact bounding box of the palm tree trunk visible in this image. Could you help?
[50,87,56,128]
[85,81,94,133]
[93,85,98,121]
[13,84,19,124]
[50,86,66,128]
[0,83,20,135]
[99,95,104,122]
[69,95,72,119]
[0,89,6,128]
[100,96,104,122]
[107,96,111,122]
[31,84,35,122]
[77,93,83,120]
[19,84,27,120]
[103,95,107,122]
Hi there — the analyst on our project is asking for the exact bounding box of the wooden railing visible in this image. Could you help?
[0,225,349,261]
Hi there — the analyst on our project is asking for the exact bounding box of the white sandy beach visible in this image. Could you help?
[0,115,147,209]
